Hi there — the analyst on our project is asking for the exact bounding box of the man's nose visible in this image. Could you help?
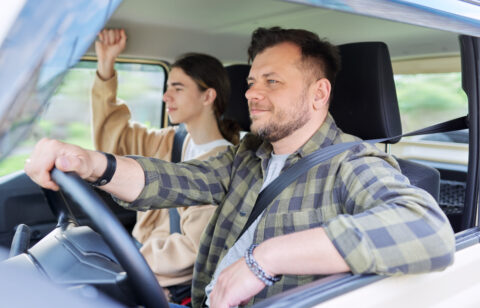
[245,84,264,102]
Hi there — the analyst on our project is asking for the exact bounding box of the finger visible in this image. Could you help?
[98,31,104,43]
[55,155,84,176]
[114,29,120,43]
[107,29,115,45]
[25,158,58,191]
[38,171,59,191]
[119,29,127,45]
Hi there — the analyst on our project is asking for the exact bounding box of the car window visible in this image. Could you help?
[394,72,469,142]
[0,60,167,177]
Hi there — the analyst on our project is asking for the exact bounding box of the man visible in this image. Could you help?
[25,27,455,308]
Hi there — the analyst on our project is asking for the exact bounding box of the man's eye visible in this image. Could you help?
[267,79,278,84]
[175,87,183,92]
[247,82,254,89]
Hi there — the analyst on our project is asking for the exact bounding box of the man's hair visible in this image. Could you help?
[247,27,341,87]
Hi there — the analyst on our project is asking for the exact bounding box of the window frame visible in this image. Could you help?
[81,55,170,129]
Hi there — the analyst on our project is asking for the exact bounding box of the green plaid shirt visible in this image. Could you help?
[118,113,455,307]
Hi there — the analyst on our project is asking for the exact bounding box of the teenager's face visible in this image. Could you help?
[246,42,313,142]
[163,67,205,124]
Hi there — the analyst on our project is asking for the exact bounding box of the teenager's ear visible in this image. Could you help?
[312,78,331,110]
[203,88,217,106]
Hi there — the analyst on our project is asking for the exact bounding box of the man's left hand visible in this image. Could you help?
[209,257,265,308]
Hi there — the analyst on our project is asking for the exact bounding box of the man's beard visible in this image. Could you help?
[250,90,311,142]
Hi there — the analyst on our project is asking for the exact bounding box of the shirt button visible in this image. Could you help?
[239,211,246,216]
[224,244,228,250]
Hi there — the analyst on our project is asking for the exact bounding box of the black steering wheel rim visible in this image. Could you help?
[50,168,168,308]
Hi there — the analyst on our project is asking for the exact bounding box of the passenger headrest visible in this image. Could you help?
[330,42,402,143]
[224,64,252,132]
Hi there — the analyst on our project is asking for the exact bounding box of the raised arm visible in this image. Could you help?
[92,29,174,158]
[96,28,126,81]
[24,138,144,202]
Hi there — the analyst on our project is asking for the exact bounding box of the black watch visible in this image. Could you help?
[90,152,117,186]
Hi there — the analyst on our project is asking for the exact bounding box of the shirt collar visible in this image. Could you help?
[296,113,340,158]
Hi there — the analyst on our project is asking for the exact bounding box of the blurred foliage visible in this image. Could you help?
[0,154,30,176]
[395,73,468,132]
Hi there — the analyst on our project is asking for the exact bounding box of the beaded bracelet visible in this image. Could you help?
[244,244,281,286]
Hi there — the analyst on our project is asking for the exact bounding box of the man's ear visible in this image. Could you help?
[203,88,217,106]
[312,78,331,110]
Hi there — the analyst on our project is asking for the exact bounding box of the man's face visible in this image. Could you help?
[246,42,313,142]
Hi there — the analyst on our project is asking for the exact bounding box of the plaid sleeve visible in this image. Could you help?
[114,146,236,211]
[323,145,455,275]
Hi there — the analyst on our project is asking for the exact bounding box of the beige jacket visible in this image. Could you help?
[91,72,222,287]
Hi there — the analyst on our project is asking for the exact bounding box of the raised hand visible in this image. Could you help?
[95,28,127,80]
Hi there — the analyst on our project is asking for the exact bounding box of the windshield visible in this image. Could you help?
[0,0,121,163]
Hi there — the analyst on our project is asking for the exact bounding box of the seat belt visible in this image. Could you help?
[169,124,187,234]
[171,123,187,163]
[237,115,468,240]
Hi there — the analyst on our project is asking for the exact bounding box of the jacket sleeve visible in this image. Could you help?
[137,205,217,286]
[90,71,173,160]
[323,145,455,275]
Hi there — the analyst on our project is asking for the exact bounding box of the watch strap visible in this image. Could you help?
[91,152,117,186]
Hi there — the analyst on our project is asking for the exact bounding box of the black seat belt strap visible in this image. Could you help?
[236,115,468,240]
[169,123,187,234]
[169,207,182,234]
[171,123,187,163]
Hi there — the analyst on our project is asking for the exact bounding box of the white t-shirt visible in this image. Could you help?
[184,138,233,161]
[205,152,290,306]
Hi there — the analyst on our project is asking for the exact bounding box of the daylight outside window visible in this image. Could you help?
[0,60,167,176]
[394,72,468,139]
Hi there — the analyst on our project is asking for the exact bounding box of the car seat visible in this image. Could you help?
[330,42,440,201]
[224,64,252,132]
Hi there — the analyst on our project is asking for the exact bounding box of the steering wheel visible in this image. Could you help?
[50,168,169,308]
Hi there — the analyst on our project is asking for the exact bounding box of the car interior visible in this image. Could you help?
[1,0,480,307]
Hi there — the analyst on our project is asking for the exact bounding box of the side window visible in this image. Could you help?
[0,59,167,176]
[391,70,469,165]
[394,72,468,136]
[392,60,469,232]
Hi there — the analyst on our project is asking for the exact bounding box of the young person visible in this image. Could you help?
[91,29,240,304]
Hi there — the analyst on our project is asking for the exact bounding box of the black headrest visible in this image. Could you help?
[330,42,402,143]
[224,64,252,132]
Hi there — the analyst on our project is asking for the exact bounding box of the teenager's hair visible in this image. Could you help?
[172,53,240,144]
[247,27,341,88]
